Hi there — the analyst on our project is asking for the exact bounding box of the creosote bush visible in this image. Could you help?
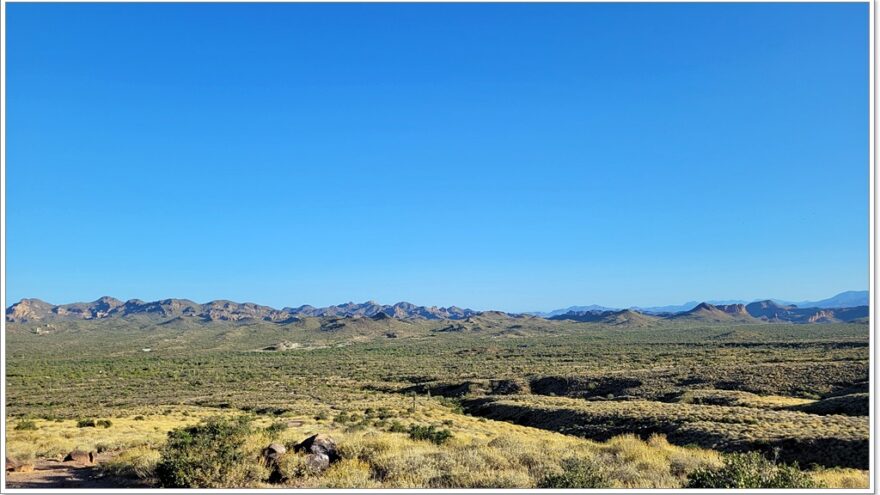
[686,452,824,488]
[408,424,453,445]
[155,416,268,488]
[539,456,612,488]
[15,420,38,431]
[388,420,407,433]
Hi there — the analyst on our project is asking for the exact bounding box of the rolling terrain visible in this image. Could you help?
[3,295,871,488]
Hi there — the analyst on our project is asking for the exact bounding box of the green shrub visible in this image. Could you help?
[407,424,453,445]
[265,421,288,435]
[686,452,824,488]
[97,419,113,428]
[15,420,38,431]
[388,420,407,433]
[77,418,96,428]
[154,416,268,488]
[539,457,612,488]
[133,415,146,421]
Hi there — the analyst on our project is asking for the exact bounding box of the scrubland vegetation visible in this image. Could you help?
[4,316,870,488]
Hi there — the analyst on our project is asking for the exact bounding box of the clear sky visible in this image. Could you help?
[6,3,869,312]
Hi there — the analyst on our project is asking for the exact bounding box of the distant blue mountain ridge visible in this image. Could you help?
[530,290,869,316]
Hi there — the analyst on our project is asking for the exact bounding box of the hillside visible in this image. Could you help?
[549,309,658,326]
[669,303,759,323]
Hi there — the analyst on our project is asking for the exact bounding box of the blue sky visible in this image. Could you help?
[6,3,869,312]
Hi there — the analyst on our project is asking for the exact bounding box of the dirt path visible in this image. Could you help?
[6,458,149,489]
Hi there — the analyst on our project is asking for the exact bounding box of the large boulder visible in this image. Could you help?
[63,450,95,464]
[262,443,287,464]
[305,453,330,472]
[293,433,339,462]
[262,442,288,483]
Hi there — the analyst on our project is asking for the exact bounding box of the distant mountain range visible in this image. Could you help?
[4,290,869,325]
[4,297,477,323]
[548,300,868,325]
[533,291,869,316]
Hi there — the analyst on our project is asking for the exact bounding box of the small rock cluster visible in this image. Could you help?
[263,433,339,484]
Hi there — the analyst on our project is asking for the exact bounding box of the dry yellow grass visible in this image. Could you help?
[5,406,219,461]
[811,467,870,489]
[5,400,868,489]
[678,389,815,409]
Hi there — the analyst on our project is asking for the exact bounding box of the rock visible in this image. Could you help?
[305,453,330,472]
[63,450,95,464]
[262,443,288,483]
[5,457,34,473]
[293,433,339,462]
[262,443,286,463]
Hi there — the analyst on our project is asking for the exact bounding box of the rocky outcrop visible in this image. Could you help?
[5,299,55,322]
[808,310,836,323]
[716,303,749,316]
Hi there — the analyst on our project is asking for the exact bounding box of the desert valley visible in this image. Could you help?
[3,292,870,489]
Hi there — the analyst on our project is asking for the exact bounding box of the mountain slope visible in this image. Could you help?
[549,309,657,326]
[744,300,868,323]
[5,298,478,323]
[669,302,760,323]
[791,291,869,309]
[536,291,868,316]
[529,305,618,317]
